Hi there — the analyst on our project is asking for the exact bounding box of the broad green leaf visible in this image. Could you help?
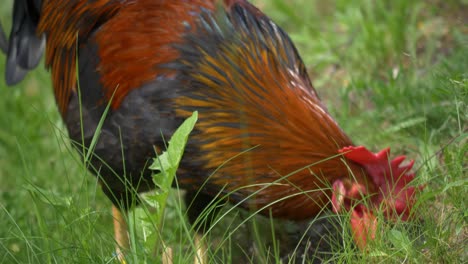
[145,111,198,228]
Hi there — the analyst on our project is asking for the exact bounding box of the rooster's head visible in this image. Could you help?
[331,146,422,249]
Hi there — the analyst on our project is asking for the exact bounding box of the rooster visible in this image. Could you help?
[1,0,421,259]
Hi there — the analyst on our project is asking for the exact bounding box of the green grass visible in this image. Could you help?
[0,0,466,263]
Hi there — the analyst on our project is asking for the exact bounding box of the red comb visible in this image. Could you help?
[338,146,422,220]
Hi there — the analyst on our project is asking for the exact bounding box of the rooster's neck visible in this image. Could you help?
[171,3,362,218]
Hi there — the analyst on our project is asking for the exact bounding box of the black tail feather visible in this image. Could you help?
[2,0,45,85]
[0,22,7,53]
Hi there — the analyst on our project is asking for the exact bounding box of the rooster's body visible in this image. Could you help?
[1,0,420,254]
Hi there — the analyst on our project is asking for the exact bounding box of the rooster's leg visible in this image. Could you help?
[112,205,130,263]
[193,233,207,264]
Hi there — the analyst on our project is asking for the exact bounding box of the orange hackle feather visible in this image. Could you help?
[174,11,371,219]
